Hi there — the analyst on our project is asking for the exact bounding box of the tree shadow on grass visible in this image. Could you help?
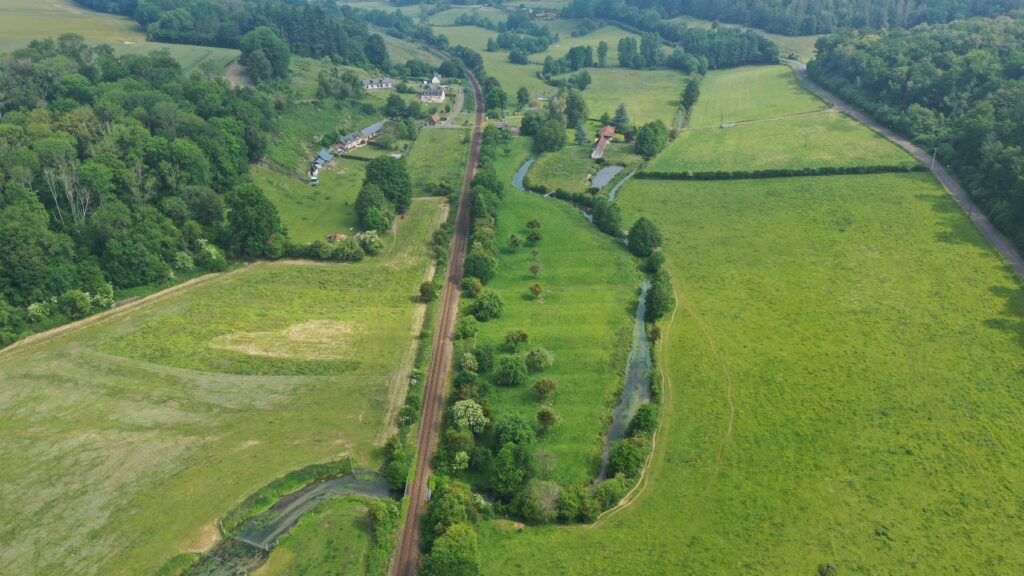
[914,193,990,250]
[984,285,1024,348]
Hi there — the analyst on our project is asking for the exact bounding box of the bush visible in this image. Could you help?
[331,238,365,261]
[474,343,495,373]
[627,217,662,257]
[421,523,480,576]
[536,406,558,431]
[504,329,529,351]
[525,346,554,372]
[495,355,529,387]
[594,474,628,510]
[532,378,557,397]
[462,277,484,297]
[360,230,384,255]
[558,484,600,523]
[608,436,650,478]
[420,281,438,302]
[458,352,479,373]
[513,480,562,523]
[57,290,92,320]
[464,246,498,283]
[472,290,504,321]
[626,403,660,438]
[645,269,676,322]
[451,399,489,433]
[455,315,479,340]
[645,251,665,273]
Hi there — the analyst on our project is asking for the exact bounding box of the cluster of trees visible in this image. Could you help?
[0,38,281,346]
[238,26,290,83]
[809,17,1024,248]
[521,89,590,153]
[565,0,778,69]
[354,6,452,55]
[575,0,1024,36]
[76,0,384,70]
[355,156,413,233]
[617,33,664,68]
[634,120,670,159]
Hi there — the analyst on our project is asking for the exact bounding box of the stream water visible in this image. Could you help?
[606,169,637,202]
[512,157,535,191]
[591,165,624,189]
[599,280,654,480]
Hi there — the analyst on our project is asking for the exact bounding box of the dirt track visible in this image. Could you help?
[392,68,484,576]
[785,59,1024,278]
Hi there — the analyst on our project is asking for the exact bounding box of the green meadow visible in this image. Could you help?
[255,497,372,576]
[463,137,639,485]
[378,32,442,66]
[254,160,363,244]
[688,65,827,128]
[648,112,916,172]
[0,198,446,575]
[405,127,471,194]
[527,143,597,192]
[669,14,821,62]
[478,171,1024,574]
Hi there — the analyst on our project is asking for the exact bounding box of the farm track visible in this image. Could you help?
[393,68,484,576]
[785,59,1024,278]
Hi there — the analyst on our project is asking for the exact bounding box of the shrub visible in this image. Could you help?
[513,480,562,523]
[608,436,650,478]
[504,329,529,351]
[360,230,384,255]
[495,355,529,387]
[532,378,558,397]
[464,245,498,283]
[525,346,554,372]
[491,442,533,498]
[626,403,659,438]
[420,281,438,303]
[645,251,665,273]
[462,277,484,297]
[536,406,558,431]
[594,474,628,510]
[558,484,599,523]
[57,290,92,320]
[455,315,479,340]
[472,290,504,321]
[474,343,495,373]
[458,352,479,374]
[421,523,479,576]
[627,217,662,257]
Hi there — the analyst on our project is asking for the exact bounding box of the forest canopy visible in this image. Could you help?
[0,36,279,345]
[809,15,1024,247]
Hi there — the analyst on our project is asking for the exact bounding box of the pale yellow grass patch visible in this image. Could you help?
[210,320,359,360]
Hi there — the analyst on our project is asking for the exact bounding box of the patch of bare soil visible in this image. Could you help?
[224,61,253,89]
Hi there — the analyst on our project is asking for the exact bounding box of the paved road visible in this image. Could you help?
[784,59,1024,278]
[392,68,484,576]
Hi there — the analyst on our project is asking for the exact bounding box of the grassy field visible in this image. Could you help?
[527,143,596,192]
[465,137,639,486]
[669,14,821,62]
[0,0,239,71]
[255,497,372,576]
[648,112,916,172]
[429,6,507,26]
[557,67,685,125]
[688,65,827,128]
[255,161,363,244]
[377,31,442,66]
[405,128,471,194]
[0,198,446,575]
[477,171,1024,574]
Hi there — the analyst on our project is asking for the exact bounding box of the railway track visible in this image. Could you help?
[392,67,485,576]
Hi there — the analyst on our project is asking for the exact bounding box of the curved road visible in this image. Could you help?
[785,59,1024,278]
[393,69,484,576]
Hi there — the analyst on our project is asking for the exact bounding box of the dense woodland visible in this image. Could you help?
[809,15,1024,247]
[578,0,1024,35]
[74,0,384,69]
[0,37,280,345]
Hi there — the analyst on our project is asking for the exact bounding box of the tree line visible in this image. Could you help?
[74,0,384,70]
[0,37,281,346]
[808,16,1024,249]
[579,0,1024,36]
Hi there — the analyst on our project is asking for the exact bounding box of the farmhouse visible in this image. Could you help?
[431,72,442,85]
[362,77,395,90]
[591,125,615,160]
[332,121,386,153]
[421,86,446,103]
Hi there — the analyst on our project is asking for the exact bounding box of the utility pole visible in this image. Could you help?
[930,147,937,170]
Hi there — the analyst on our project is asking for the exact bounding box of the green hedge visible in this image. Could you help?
[637,164,925,181]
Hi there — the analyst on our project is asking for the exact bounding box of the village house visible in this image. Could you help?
[431,72,442,85]
[362,77,395,90]
[591,125,615,160]
[421,86,446,103]
[427,113,442,126]
[331,121,386,154]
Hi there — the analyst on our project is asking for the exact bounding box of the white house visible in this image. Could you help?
[362,77,394,90]
[421,86,446,103]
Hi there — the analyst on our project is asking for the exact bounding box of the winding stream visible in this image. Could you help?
[598,280,653,480]
[512,157,535,191]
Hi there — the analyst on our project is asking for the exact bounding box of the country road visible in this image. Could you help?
[784,59,1024,278]
[392,68,484,576]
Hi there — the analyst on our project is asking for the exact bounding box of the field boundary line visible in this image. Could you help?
[0,264,256,360]
[591,286,680,526]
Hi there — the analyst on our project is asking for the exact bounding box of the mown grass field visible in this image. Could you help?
[558,67,685,125]
[478,171,1024,574]
[0,0,239,71]
[255,497,372,576]
[405,128,471,194]
[688,65,826,128]
[527,143,596,192]
[429,6,507,26]
[466,137,639,486]
[0,198,446,575]
[255,161,363,244]
[378,31,442,66]
[648,112,916,172]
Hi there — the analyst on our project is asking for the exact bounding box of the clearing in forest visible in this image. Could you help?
[0,198,446,575]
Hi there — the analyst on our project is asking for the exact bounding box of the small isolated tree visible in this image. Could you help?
[505,329,530,351]
[420,281,437,303]
[594,474,628,509]
[612,103,630,131]
[537,406,558,432]
[526,219,541,230]
[527,230,542,244]
[526,346,554,372]
[681,77,701,111]
[531,248,540,261]
[451,399,488,433]
[634,120,669,159]
[495,355,529,387]
[472,290,504,321]
[628,217,663,257]
[529,263,542,278]
[529,283,544,300]
[533,378,557,397]
[509,233,522,251]
[517,86,530,108]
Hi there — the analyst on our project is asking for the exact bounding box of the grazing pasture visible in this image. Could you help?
[688,65,827,128]
[648,112,916,172]
[477,172,1024,574]
[254,161,364,244]
[557,67,686,125]
[406,128,471,194]
[467,137,639,486]
[0,198,446,575]
[527,144,596,192]
[378,32,442,66]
